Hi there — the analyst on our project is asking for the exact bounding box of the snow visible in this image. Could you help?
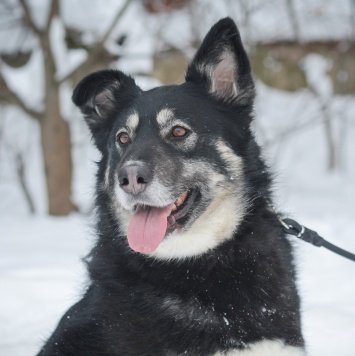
[1,1,355,355]
[301,55,333,99]
[1,192,354,356]
[0,50,44,112]
[0,215,92,356]
[1,84,354,355]
[49,17,88,82]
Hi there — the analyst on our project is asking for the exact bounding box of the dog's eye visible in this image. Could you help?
[117,132,130,145]
[171,126,188,138]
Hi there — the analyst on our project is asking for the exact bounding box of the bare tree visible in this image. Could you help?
[0,118,35,213]
[0,0,133,215]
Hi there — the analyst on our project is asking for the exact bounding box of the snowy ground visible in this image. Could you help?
[1,82,355,355]
[1,161,355,356]
[282,178,355,356]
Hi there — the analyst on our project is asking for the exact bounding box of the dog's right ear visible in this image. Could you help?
[72,70,141,151]
[185,18,255,107]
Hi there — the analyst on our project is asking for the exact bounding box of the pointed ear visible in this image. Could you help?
[72,70,141,151]
[185,18,255,106]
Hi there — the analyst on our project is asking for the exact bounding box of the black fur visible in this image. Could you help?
[72,70,141,152]
[38,18,304,355]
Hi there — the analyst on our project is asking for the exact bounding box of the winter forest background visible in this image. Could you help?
[0,0,354,355]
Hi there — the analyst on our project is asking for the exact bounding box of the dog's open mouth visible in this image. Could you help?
[167,188,199,232]
[127,188,199,253]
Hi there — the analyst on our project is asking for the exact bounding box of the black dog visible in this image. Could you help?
[38,18,305,355]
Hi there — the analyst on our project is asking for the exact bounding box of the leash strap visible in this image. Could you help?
[282,218,355,262]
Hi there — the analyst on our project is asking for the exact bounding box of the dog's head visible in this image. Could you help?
[73,18,262,259]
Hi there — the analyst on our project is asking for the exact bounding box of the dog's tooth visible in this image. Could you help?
[172,204,177,212]
[167,215,176,227]
[175,191,188,206]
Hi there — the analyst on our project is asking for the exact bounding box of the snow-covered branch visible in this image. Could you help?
[58,0,133,85]
[19,0,41,36]
[46,0,59,32]
[0,72,42,121]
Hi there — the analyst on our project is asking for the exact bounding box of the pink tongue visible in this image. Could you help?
[127,204,174,253]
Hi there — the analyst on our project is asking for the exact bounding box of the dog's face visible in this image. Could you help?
[73,18,256,259]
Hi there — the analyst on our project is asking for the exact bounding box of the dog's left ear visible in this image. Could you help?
[72,70,141,152]
[186,17,254,106]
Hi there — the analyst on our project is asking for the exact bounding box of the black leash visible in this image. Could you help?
[280,217,355,262]
[267,202,355,262]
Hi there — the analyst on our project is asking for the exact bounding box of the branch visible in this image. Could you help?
[15,150,36,213]
[263,114,320,147]
[45,0,59,32]
[58,0,133,84]
[286,0,301,41]
[0,122,36,213]
[29,0,61,80]
[0,71,42,121]
[19,0,41,36]
[99,0,133,46]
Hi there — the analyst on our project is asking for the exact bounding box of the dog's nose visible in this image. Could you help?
[118,164,152,194]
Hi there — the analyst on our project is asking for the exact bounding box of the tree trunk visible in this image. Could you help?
[15,151,36,214]
[320,102,337,171]
[323,117,337,171]
[40,87,75,215]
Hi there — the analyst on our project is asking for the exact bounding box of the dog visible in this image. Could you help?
[38,18,305,355]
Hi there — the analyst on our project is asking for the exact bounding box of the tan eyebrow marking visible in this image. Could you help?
[156,108,174,127]
[126,112,139,132]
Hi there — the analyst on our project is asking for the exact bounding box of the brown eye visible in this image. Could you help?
[117,132,130,144]
[171,126,188,138]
